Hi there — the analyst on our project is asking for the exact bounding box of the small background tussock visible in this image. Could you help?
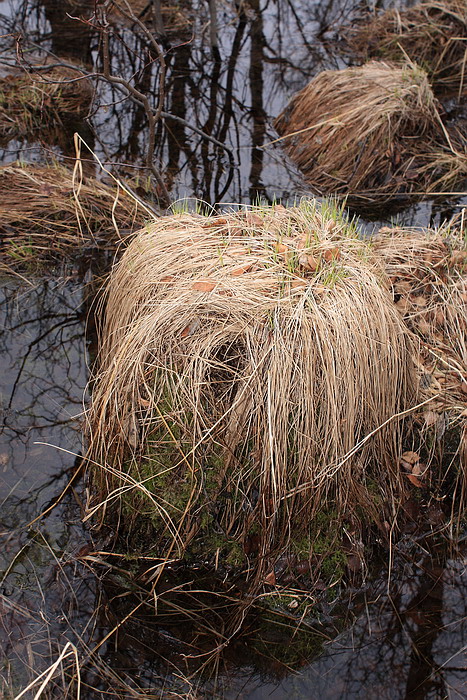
[0,64,92,144]
[274,61,467,212]
[347,1,467,97]
[0,162,146,272]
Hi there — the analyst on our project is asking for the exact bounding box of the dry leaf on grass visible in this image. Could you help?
[191,280,216,292]
[323,247,341,262]
[231,264,254,276]
[406,473,425,488]
[423,410,439,426]
[299,253,319,271]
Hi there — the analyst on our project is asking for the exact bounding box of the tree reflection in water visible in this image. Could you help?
[0,0,365,205]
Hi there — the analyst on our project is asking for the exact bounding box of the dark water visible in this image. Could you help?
[1,0,467,697]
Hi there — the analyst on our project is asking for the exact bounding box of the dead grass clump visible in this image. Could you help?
[274,61,467,211]
[88,200,417,583]
[0,65,92,144]
[373,224,467,507]
[109,0,193,38]
[0,162,146,271]
[348,1,467,97]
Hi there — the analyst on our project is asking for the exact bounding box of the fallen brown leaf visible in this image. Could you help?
[291,278,308,289]
[450,250,467,266]
[323,247,340,262]
[231,263,253,276]
[192,280,216,292]
[203,216,228,228]
[181,319,201,337]
[264,570,276,586]
[245,213,264,228]
[394,280,412,294]
[406,473,424,488]
[395,297,411,314]
[401,450,420,465]
[423,410,439,427]
[298,253,319,271]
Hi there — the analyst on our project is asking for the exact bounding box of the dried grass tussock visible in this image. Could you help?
[88,201,417,578]
[0,64,92,143]
[348,1,467,96]
[373,224,467,506]
[374,224,467,412]
[110,0,193,36]
[0,162,145,270]
[274,62,467,210]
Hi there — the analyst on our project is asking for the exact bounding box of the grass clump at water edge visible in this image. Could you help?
[0,161,148,273]
[346,1,467,97]
[274,61,467,213]
[87,200,418,593]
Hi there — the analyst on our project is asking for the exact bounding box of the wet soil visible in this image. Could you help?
[1,0,467,698]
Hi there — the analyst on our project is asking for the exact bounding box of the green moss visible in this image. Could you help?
[290,508,347,584]
[224,541,246,567]
[251,609,324,671]
[319,550,347,581]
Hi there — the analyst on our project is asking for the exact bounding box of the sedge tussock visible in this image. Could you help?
[0,162,147,272]
[373,224,467,512]
[348,1,467,96]
[373,224,467,410]
[109,0,193,36]
[88,201,417,581]
[0,64,92,144]
[274,61,467,212]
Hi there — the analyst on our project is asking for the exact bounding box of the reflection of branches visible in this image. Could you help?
[0,282,87,456]
[3,0,333,204]
[249,0,267,202]
[292,541,466,698]
[5,317,81,411]
[98,0,170,205]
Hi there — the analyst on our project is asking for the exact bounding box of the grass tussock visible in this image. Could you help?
[0,65,92,144]
[348,1,467,97]
[373,224,467,508]
[88,201,417,583]
[274,61,467,212]
[109,0,193,37]
[0,162,146,272]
